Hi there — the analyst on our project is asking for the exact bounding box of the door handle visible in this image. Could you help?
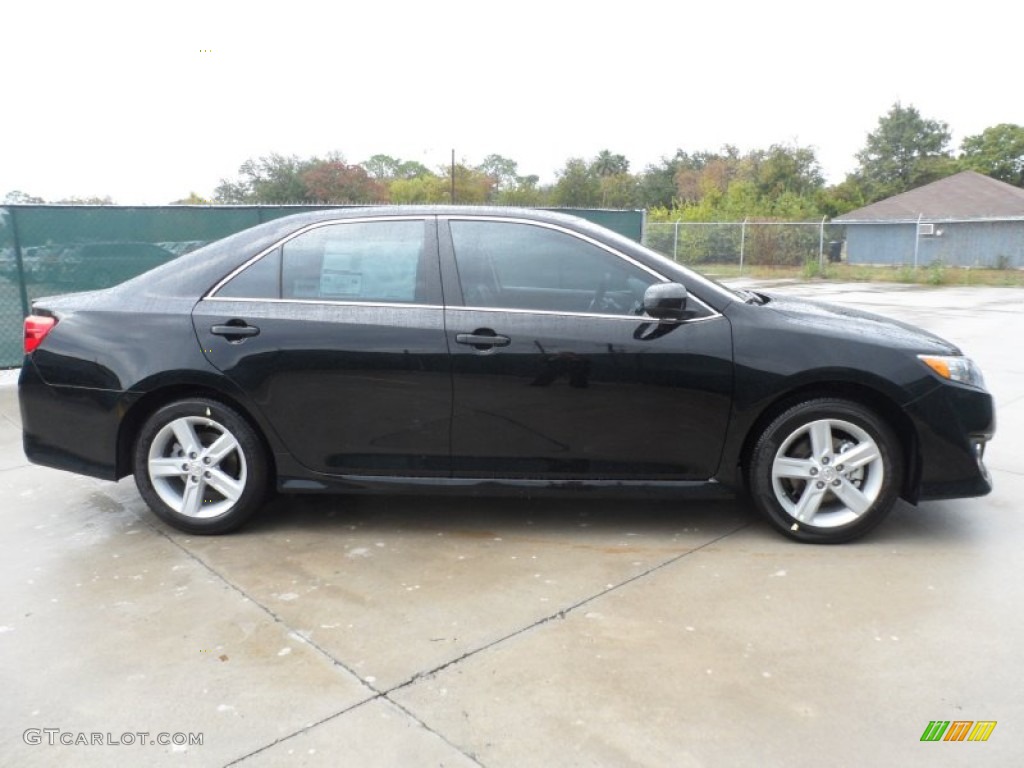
[211,322,260,339]
[456,332,510,349]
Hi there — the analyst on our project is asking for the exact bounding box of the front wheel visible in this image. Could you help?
[748,399,903,544]
[133,398,268,534]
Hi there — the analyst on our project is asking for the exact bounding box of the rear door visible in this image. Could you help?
[194,216,452,476]
[440,216,734,480]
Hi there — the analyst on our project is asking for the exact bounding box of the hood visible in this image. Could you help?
[759,293,960,355]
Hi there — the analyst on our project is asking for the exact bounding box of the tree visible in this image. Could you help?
[749,144,824,198]
[960,123,1024,187]
[388,175,447,204]
[637,160,678,209]
[597,174,637,208]
[53,195,114,205]
[395,160,431,180]
[637,150,697,208]
[3,190,45,204]
[450,164,494,203]
[551,158,600,207]
[815,179,867,218]
[591,150,629,177]
[673,147,740,204]
[213,153,310,203]
[495,175,547,206]
[853,103,956,201]
[387,164,492,204]
[362,154,402,180]
[301,156,386,202]
[647,144,833,221]
[362,155,431,181]
[171,192,210,205]
[476,154,520,194]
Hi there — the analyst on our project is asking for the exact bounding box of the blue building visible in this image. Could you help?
[836,171,1024,268]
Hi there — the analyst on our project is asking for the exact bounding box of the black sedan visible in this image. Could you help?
[18,207,995,543]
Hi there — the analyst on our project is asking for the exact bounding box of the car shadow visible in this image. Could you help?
[239,491,756,542]
[208,494,987,549]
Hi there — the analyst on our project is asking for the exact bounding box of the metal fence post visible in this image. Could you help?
[913,213,922,269]
[818,215,826,269]
[673,220,679,261]
[739,218,747,272]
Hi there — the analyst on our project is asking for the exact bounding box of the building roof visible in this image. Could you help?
[835,171,1024,223]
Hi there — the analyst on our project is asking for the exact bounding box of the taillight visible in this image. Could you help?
[24,315,57,354]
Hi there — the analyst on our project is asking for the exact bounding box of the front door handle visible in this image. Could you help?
[211,322,260,339]
[456,331,510,350]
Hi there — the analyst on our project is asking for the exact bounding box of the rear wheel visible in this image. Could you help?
[133,398,268,534]
[748,398,903,544]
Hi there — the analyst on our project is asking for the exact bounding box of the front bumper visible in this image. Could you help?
[906,380,995,501]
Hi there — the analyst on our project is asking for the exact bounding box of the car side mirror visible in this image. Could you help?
[643,282,688,321]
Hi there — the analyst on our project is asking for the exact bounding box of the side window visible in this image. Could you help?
[281,220,433,304]
[449,220,658,315]
[216,247,281,299]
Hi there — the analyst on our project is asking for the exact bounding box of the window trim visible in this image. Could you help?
[204,213,721,322]
[203,296,444,311]
[446,304,723,325]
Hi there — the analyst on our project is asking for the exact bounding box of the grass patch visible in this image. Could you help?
[695,262,1024,287]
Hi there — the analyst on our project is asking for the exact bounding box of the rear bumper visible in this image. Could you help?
[18,360,128,481]
[907,381,995,501]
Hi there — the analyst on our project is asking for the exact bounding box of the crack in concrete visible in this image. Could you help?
[990,465,1024,477]
[160,515,749,767]
[369,698,488,768]
[154,526,372,687]
[383,521,752,696]
[222,693,487,768]
[221,696,378,767]
[997,392,1024,408]
[151,523,485,767]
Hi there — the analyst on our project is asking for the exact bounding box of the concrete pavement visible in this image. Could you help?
[1,283,1021,766]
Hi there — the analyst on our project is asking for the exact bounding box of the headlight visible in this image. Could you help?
[917,354,985,388]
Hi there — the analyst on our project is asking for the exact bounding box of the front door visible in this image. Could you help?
[441,217,733,480]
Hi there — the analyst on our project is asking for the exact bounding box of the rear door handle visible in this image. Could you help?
[456,332,510,349]
[211,322,260,339]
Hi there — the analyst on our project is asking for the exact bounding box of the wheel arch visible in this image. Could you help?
[116,384,277,483]
[737,381,922,503]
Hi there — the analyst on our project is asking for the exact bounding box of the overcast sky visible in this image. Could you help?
[2,0,1019,204]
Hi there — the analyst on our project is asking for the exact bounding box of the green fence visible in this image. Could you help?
[0,205,643,369]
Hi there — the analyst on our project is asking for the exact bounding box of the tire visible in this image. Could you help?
[133,398,269,534]
[748,398,903,544]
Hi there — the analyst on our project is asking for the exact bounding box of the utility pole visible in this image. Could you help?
[450,149,456,204]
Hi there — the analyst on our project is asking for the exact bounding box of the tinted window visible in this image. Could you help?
[281,220,431,303]
[449,220,657,315]
[217,247,282,299]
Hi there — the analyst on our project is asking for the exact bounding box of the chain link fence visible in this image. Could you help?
[643,218,1024,273]
[642,220,847,271]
